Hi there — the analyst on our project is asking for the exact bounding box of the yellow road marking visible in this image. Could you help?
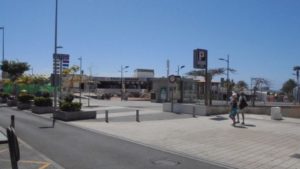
[39,163,51,169]
[20,160,51,169]
[0,159,51,169]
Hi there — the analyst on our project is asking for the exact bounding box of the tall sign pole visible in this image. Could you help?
[193,49,208,105]
[52,0,58,127]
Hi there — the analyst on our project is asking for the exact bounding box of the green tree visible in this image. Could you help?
[1,60,30,95]
[1,60,30,82]
[234,80,249,91]
[281,79,297,101]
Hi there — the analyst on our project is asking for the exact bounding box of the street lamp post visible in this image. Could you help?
[177,65,185,76]
[78,57,82,104]
[0,27,4,63]
[0,27,4,80]
[219,55,230,104]
[120,65,129,101]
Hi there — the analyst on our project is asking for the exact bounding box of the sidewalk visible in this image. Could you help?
[0,127,64,169]
[66,99,300,169]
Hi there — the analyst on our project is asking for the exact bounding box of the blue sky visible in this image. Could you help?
[1,0,300,90]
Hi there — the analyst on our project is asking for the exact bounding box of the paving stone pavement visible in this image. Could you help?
[67,101,300,169]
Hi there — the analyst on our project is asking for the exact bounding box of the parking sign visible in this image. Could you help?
[193,49,207,69]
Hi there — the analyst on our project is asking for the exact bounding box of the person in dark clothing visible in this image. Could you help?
[237,92,248,125]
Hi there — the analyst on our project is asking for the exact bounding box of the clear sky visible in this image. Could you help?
[1,0,300,90]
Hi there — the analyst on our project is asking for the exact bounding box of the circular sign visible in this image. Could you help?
[168,75,176,83]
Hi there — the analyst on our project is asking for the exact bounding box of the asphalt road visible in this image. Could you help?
[0,107,231,169]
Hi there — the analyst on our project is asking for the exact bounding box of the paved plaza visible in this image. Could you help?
[1,97,300,169]
[67,98,300,169]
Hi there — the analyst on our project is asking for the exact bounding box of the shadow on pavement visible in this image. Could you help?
[233,125,247,129]
[39,126,54,129]
[243,124,256,127]
[210,116,228,121]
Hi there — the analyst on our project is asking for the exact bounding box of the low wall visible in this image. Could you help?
[281,107,300,118]
[163,103,300,118]
[163,103,230,116]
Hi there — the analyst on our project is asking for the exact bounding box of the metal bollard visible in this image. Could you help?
[136,110,140,122]
[105,110,109,123]
[6,127,20,169]
[193,107,196,118]
[10,115,15,128]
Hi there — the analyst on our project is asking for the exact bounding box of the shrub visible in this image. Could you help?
[60,101,81,112]
[35,91,51,98]
[17,93,34,103]
[64,94,74,103]
[42,91,50,98]
[34,97,53,107]
[100,93,112,100]
[0,92,9,99]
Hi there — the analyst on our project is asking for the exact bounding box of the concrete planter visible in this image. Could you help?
[7,100,18,107]
[32,106,54,114]
[17,102,32,110]
[54,110,96,121]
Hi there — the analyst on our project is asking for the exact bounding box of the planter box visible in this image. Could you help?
[54,110,96,121]
[7,100,18,107]
[32,106,54,114]
[17,102,32,110]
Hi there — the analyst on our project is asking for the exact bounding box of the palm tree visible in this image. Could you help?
[62,65,80,94]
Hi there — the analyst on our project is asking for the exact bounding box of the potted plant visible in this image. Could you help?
[32,92,54,114]
[54,94,96,121]
[17,92,34,110]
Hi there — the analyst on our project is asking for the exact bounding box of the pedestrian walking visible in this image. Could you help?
[237,92,248,125]
[229,93,238,126]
